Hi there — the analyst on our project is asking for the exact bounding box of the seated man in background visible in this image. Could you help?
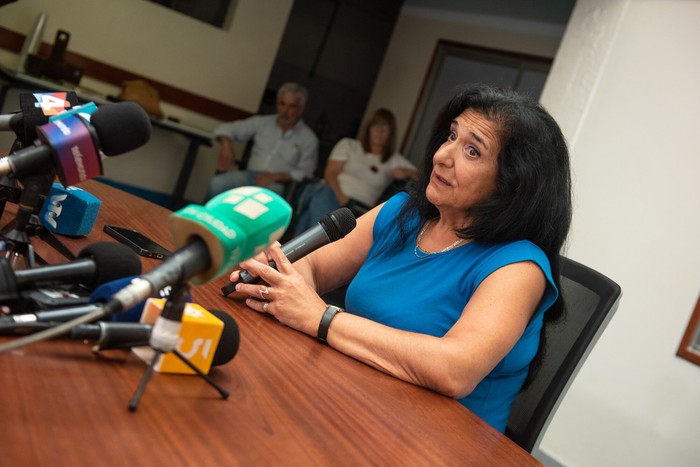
[206,82,319,200]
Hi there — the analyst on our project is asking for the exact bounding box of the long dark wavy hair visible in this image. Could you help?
[397,83,572,381]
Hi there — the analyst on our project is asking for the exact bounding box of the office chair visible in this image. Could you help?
[235,140,254,171]
[505,256,622,453]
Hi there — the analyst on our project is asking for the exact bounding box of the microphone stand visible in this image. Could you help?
[0,170,76,267]
[128,281,229,411]
[0,171,50,269]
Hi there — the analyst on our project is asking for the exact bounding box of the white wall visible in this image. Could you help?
[368,1,700,465]
[365,6,566,146]
[539,0,700,465]
[0,0,293,202]
[0,0,292,110]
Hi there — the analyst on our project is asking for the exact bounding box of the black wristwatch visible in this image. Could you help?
[317,305,343,345]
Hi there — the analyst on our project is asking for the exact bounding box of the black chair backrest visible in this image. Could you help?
[237,140,254,170]
[505,256,622,452]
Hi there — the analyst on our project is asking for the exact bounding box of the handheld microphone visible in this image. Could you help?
[0,92,81,218]
[131,300,239,374]
[38,183,101,236]
[0,319,152,348]
[0,242,142,303]
[0,101,151,186]
[0,309,238,368]
[103,186,292,316]
[0,100,96,132]
[221,207,356,296]
[0,92,79,146]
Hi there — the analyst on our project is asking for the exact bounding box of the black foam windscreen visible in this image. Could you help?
[319,207,356,241]
[78,242,142,289]
[210,309,240,366]
[89,102,152,156]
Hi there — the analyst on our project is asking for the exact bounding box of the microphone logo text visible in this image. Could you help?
[44,193,68,229]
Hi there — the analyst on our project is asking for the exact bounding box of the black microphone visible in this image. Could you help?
[221,207,356,296]
[70,321,153,348]
[0,242,142,302]
[0,309,239,366]
[76,309,239,364]
[0,101,151,186]
[0,92,80,147]
[0,94,78,133]
[102,309,237,364]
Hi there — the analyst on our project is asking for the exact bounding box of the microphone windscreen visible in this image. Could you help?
[169,186,292,284]
[321,207,356,241]
[39,183,101,236]
[209,309,239,366]
[133,298,227,374]
[79,242,142,288]
[89,102,151,156]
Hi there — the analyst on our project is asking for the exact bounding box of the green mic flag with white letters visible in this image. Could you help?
[169,186,292,284]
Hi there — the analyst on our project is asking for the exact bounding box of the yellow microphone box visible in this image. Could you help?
[131,298,224,374]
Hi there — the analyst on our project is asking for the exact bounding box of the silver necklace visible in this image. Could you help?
[414,220,465,258]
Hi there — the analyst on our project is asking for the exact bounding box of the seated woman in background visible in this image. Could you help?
[292,108,418,235]
[231,83,572,432]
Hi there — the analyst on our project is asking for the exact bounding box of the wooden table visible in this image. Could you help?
[0,180,540,466]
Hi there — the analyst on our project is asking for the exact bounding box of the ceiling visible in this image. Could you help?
[403,0,577,25]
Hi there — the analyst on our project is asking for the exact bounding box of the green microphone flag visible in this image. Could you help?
[169,186,292,284]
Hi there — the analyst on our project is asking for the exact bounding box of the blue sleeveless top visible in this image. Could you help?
[345,193,558,432]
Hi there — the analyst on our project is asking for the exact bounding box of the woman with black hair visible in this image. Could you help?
[229,83,572,432]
